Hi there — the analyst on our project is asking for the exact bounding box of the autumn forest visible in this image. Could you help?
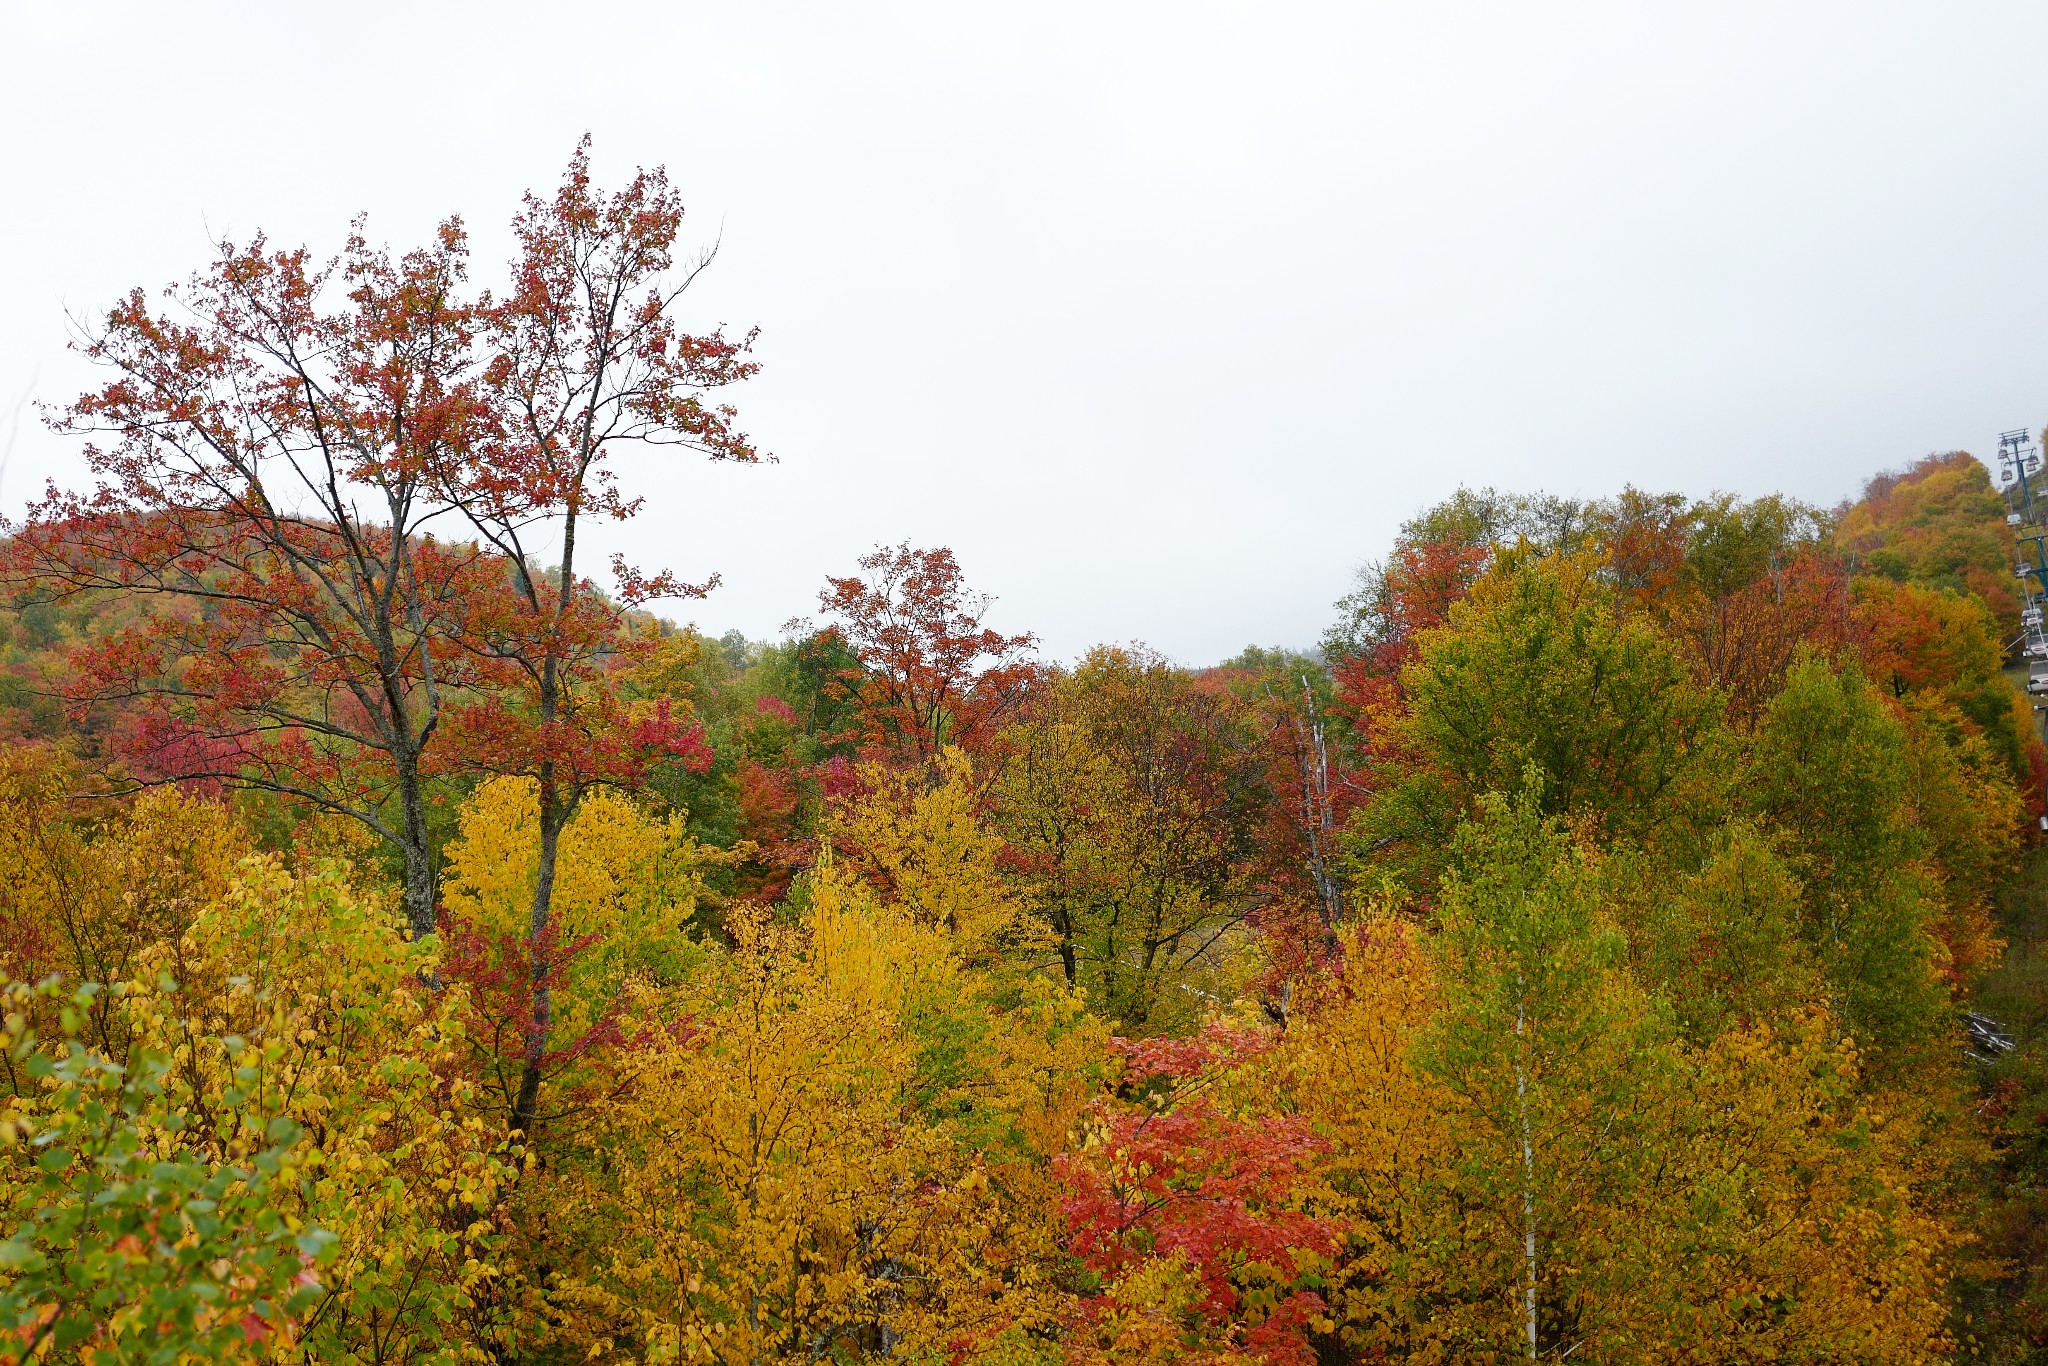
[7,150,2048,1366]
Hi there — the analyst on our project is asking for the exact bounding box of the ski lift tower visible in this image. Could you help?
[1998,428,2048,828]
[1999,428,2048,617]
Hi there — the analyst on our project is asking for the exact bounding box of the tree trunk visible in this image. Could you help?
[1300,682,1343,932]
[1517,980,1539,1363]
[512,780,563,1137]
[397,758,437,940]
[1054,902,1077,984]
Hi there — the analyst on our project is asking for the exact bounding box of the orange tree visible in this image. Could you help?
[432,140,761,1137]
[1837,449,2019,628]
[816,543,1037,764]
[4,219,494,937]
[4,143,762,955]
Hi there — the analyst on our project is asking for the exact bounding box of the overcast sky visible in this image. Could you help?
[6,2,2047,662]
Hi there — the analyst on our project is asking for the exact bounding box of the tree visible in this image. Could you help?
[1212,653,1354,945]
[1057,1029,1341,1366]
[816,543,1037,764]
[1594,486,1693,619]
[1601,821,1820,1042]
[437,776,714,1124]
[828,746,1036,965]
[1419,789,1677,1360]
[1249,914,1459,1360]
[1674,496,1847,730]
[994,648,1270,1032]
[1894,693,2023,987]
[435,140,758,1137]
[1853,575,2032,778]
[1837,450,2018,629]
[0,830,516,1366]
[1261,899,1965,1363]
[533,855,1100,1363]
[1410,550,1724,830]
[0,748,250,1061]
[145,855,520,1365]
[1349,550,1727,899]
[6,138,759,967]
[1322,520,1490,748]
[5,220,494,937]
[990,670,1119,989]
[1744,655,1950,1053]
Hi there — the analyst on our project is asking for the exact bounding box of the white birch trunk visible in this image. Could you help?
[1517,979,1538,1362]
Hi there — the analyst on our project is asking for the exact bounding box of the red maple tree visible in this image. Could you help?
[1057,1028,1341,1365]
[6,146,761,1073]
[6,220,495,936]
[436,139,760,1136]
[815,542,1037,764]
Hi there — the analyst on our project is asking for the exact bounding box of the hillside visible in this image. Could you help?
[4,153,2048,1363]
[5,451,2048,1362]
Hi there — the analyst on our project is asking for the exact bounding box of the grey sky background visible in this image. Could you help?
[5,2,2047,662]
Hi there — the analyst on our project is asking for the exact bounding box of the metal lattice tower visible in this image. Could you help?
[1998,427,2048,829]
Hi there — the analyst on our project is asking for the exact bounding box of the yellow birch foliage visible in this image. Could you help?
[1614,1016,1965,1362]
[1248,916,1459,1348]
[132,856,519,1365]
[441,777,713,1024]
[535,853,1102,1364]
[0,781,517,1366]
[1257,917,1967,1364]
[0,752,250,1057]
[829,747,1038,965]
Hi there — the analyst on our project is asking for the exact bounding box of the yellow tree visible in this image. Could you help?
[535,853,1103,1363]
[135,857,520,1365]
[0,748,251,1060]
[1609,1014,1965,1360]
[0,798,517,1366]
[828,746,1039,966]
[1249,914,1459,1357]
[437,776,718,1124]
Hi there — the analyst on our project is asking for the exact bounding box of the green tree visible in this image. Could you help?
[1420,787,1674,1360]
[1350,551,1727,897]
[1745,655,1948,1053]
[1602,822,1819,1041]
